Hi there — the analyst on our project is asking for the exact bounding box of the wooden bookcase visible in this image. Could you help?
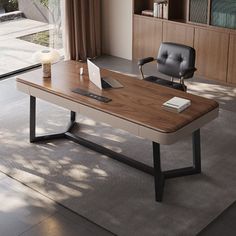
[132,0,236,85]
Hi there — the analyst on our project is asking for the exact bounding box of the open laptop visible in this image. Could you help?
[87,59,123,89]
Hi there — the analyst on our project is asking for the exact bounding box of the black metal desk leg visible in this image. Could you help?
[30,96,36,142]
[153,142,165,202]
[70,111,76,123]
[66,111,77,132]
[29,96,74,142]
[192,129,201,173]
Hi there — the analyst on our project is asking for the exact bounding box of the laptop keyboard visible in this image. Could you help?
[72,88,112,103]
[101,79,111,89]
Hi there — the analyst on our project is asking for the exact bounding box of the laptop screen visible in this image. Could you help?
[87,59,103,89]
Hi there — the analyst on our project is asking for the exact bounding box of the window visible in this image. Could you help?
[0,0,64,78]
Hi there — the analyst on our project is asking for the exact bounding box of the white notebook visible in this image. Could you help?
[162,97,191,113]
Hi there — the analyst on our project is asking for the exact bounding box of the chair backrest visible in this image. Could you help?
[157,42,196,79]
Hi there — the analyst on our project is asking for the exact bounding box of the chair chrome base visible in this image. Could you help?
[29,96,201,202]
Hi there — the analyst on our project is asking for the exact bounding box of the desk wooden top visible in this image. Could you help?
[16,60,219,133]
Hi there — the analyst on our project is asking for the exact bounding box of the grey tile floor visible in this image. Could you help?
[0,172,113,236]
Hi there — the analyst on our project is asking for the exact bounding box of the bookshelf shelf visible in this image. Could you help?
[134,0,169,19]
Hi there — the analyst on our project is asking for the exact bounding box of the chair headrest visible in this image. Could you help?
[157,42,196,79]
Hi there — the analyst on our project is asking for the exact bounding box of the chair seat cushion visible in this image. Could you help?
[144,76,185,91]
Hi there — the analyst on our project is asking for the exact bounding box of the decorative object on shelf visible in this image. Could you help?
[33,49,60,78]
[163,2,168,19]
[142,9,154,17]
[154,1,158,17]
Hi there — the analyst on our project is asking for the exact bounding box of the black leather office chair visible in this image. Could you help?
[138,42,196,91]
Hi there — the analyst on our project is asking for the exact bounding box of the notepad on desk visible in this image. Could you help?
[162,97,191,113]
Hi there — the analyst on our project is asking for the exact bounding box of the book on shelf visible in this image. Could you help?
[158,4,163,18]
[153,1,168,19]
[163,2,168,19]
[162,97,191,113]
[142,9,154,17]
[154,2,158,17]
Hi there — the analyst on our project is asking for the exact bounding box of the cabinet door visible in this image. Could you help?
[227,34,236,85]
[194,28,229,82]
[133,15,163,59]
[189,0,208,24]
[163,22,194,47]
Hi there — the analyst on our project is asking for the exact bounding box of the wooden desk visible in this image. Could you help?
[16,60,219,202]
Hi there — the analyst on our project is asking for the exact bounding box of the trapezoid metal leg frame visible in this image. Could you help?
[29,96,154,175]
[152,129,201,202]
[29,96,202,202]
[29,96,76,143]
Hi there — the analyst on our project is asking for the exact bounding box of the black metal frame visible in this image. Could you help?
[30,96,201,202]
[0,64,41,81]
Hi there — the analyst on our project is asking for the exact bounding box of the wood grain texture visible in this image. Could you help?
[16,60,218,134]
[194,28,229,82]
[227,34,236,85]
[163,21,194,47]
[133,15,162,59]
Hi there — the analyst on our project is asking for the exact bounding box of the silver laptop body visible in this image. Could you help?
[87,59,123,89]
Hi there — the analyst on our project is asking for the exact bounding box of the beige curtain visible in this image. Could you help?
[64,0,101,61]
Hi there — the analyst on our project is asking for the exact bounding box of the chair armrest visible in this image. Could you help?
[179,67,197,78]
[137,57,154,66]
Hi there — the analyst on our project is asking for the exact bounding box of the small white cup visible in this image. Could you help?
[80,67,84,75]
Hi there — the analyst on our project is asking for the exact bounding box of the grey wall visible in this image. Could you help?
[101,0,133,60]
[18,0,49,23]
